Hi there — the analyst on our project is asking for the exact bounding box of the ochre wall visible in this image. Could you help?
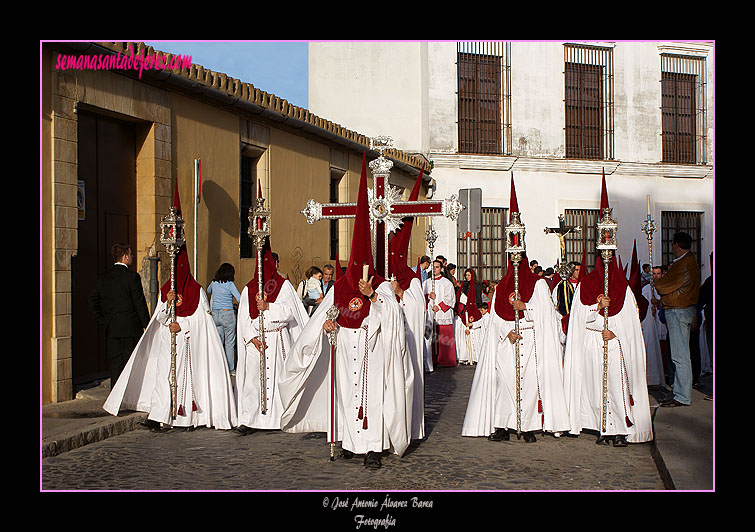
[41,42,429,403]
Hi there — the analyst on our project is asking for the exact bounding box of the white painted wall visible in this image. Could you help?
[309,42,427,153]
[308,41,715,279]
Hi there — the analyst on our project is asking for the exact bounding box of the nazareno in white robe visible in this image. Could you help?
[103,288,237,429]
[396,276,426,440]
[641,283,665,387]
[563,284,653,443]
[278,281,414,456]
[236,280,309,430]
[455,303,485,364]
[469,312,489,363]
[462,279,570,436]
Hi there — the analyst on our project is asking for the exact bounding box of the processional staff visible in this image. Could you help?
[425,221,438,330]
[641,195,657,316]
[249,189,271,415]
[159,206,185,420]
[596,205,618,434]
[504,209,526,438]
[325,305,340,461]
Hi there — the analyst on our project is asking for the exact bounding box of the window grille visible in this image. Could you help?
[564,44,614,160]
[564,208,600,272]
[457,42,512,155]
[239,155,257,258]
[661,54,707,164]
[457,207,507,283]
[661,211,702,267]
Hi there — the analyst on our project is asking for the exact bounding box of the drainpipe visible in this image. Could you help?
[146,254,161,315]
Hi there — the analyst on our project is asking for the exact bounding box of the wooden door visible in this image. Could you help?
[71,110,137,385]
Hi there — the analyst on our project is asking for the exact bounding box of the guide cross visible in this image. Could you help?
[301,136,464,277]
[544,214,581,279]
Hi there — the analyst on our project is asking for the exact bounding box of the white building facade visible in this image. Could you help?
[308,41,714,282]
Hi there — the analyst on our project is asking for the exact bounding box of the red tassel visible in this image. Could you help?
[177,405,185,416]
[629,394,634,406]
[538,399,543,413]
[358,406,363,420]
[192,400,198,412]
[625,415,633,427]
[363,416,368,430]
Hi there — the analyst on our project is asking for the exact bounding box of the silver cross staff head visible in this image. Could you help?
[505,211,526,255]
[641,217,657,239]
[249,196,271,247]
[424,224,438,248]
[370,135,394,156]
[325,306,340,346]
[596,207,618,251]
[160,206,186,254]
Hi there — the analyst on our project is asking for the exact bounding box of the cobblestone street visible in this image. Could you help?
[42,364,663,491]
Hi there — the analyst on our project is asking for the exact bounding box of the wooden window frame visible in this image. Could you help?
[564,208,600,272]
[564,44,614,161]
[661,211,702,268]
[661,53,707,165]
[239,152,259,259]
[457,42,511,155]
[457,207,507,283]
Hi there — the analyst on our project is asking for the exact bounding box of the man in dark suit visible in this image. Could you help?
[89,244,151,386]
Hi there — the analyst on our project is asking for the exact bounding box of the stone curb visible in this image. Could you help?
[42,413,147,458]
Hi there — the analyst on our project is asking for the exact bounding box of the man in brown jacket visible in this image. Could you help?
[654,232,700,407]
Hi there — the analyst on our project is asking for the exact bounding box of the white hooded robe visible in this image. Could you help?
[462,279,571,436]
[278,281,414,456]
[563,284,653,443]
[641,283,665,387]
[396,276,426,440]
[103,289,237,430]
[235,280,309,430]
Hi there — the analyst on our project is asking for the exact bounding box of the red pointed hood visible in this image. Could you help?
[628,240,649,321]
[333,152,385,328]
[551,260,562,291]
[246,183,285,319]
[173,179,182,216]
[629,240,639,280]
[160,181,201,317]
[577,246,587,283]
[494,173,541,321]
[579,171,629,316]
[389,164,424,291]
[334,253,342,280]
[458,269,483,325]
[247,235,285,320]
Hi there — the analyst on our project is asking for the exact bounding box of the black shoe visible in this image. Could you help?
[138,419,160,430]
[364,451,382,470]
[596,436,611,445]
[234,425,256,435]
[488,428,510,442]
[339,449,355,460]
[660,395,677,406]
[523,431,537,443]
[660,399,689,408]
[613,435,628,447]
